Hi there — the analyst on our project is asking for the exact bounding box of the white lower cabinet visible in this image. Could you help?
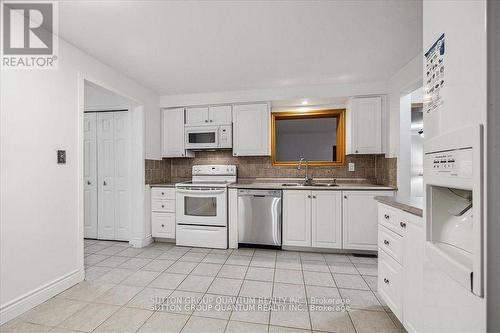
[311,191,342,248]
[151,187,176,239]
[377,203,424,333]
[283,191,311,246]
[343,190,394,250]
[283,190,341,249]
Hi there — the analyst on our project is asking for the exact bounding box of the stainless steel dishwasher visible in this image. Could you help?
[238,189,282,247]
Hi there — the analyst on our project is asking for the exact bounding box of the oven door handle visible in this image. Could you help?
[176,188,226,195]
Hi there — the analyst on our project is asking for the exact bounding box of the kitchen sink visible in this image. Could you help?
[281,183,339,187]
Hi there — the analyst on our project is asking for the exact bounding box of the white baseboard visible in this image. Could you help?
[130,235,153,248]
[0,269,83,325]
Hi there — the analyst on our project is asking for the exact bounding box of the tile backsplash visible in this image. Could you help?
[145,159,171,184]
[154,150,397,186]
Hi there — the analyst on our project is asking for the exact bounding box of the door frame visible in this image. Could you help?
[77,73,146,273]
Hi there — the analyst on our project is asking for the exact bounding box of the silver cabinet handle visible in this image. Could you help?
[355,150,359,153]
[87,180,91,185]
[209,119,213,122]
[161,224,165,227]
[307,195,311,198]
[205,119,208,123]
[384,278,390,284]
[400,221,407,228]
[312,195,316,198]
[384,240,390,245]
[161,192,164,195]
[344,195,347,199]
[384,214,390,219]
[161,204,165,208]
[103,181,107,186]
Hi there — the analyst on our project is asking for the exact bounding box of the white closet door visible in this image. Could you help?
[113,112,130,241]
[97,113,115,240]
[83,113,98,238]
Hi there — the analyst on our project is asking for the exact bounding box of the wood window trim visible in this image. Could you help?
[271,109,346,167]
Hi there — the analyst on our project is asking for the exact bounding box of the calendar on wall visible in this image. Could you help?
[424,33,445,115]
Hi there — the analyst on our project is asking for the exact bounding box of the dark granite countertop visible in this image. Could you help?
[375,195,423,217]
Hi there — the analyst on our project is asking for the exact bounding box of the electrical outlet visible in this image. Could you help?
[57,150,66,164]
[348,162,355,172]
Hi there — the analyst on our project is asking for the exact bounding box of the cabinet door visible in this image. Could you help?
[162,108,187,157]
[152,212,175,238]
[403,216,424,332]
[283,190,311,247]
[350,96,382,154]
[342,190,393,250]
[232,103,270,156]
[84,113,98,239]
[209,105,232,124]
[311,191,342,249]
[97,112,115,240]
[186,106,209,125]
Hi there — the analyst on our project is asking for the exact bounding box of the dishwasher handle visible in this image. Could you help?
[238,189,282,198]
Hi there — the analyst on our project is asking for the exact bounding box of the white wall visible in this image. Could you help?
[160,81,388,108]
[0,37,159,323]
[387,54,423,158]
[84,81,135,111]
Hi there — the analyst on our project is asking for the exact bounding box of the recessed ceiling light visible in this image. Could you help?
[301,100,308,105]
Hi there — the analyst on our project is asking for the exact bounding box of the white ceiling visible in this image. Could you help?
[59,0,422,95]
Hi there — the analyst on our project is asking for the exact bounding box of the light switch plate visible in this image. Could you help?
[348,162,355,172]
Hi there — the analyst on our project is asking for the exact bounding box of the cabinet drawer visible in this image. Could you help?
[378,204,406,236]
[152,199,175,212]
[378,250,403,319]
[152,212,175,238]
[152,188,175,200]
[378,225,403,264]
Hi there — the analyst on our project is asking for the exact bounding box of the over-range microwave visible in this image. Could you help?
[185,125,232,149]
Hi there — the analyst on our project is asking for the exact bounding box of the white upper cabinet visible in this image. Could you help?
[162,108,191,158]
[232,103,270,156]
[343,190,393,250]
[347,96,383,154]
[185,105,232,125]
[209,105,232,124]
[186,106,209,125]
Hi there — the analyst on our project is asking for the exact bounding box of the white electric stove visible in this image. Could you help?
[175,165,236,249]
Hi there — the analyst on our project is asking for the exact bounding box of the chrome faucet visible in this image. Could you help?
[298,157,313,185]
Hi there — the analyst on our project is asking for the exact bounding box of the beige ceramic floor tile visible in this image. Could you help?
[94,307,153,333]
[239,280,273,299]
[333,273,370,290]
[349,309,399,333]
[0,319,52,333]
[59,303,119,332]
[20,298,88,327]
[270,308,311,330]
[245,267,275,282]
[177,275,214,293]
[218,265,248,279]
[309,309,356,332]
[121,270,160,287]
[149,272,187,289]
[303,271,336,287]
[137,312,189,333]
[224,320,268,333]
[127,287,173,310]
[274,269,303,285]
[180,316,227,333]
[207,277,243,296]
[94,284,143,305]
